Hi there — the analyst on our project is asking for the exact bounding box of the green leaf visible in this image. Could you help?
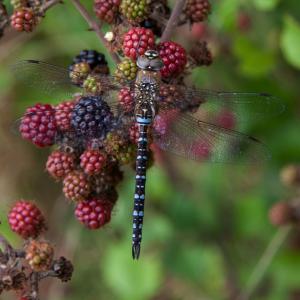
[212,0,239,31]
[280,15,300,69]
[102,242,163,300]
[251,0,280,11]
[233,36,276,77]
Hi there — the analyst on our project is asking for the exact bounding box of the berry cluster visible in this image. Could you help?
[1,0,55,34]
[95,0,213,81]
[18,50,152,231]
[1,201,73,299]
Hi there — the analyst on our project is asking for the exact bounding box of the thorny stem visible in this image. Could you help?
[160,0,186,42]
[69,0,120,64]
[40,0,63,13]
[237,226,292,300]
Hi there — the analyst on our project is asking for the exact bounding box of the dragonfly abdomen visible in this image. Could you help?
[132,121,150,259]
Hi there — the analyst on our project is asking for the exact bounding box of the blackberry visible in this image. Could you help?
[71,95,114,140]
[46,150,75,180]
[115,58,138,81]
[63,171,90,201]
[120,0,150,22]
[75,198,113,229]
[70,49,109,74]
[140,18,163,37]
[10,7,37,32]
[19,103,57,147]
[25,240,54,272]
[104,132,136,165]
[159,84,183,106]
[83,75,103,94]
[118,87,134,113]
[8,201,46,239]
[94,0,121,24]
[54,99,77,132]
[158,41,187,78]
[122,27,155,60]
[184,0,211,23]
[69,62,91,86]
[80,149,107,175]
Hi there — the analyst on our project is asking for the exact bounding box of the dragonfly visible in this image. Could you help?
[12,50,283,259]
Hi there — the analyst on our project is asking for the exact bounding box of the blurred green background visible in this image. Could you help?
[1,0,300,299]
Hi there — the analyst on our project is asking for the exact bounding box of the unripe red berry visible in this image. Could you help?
[46,150,75,180]
[80,149,107,175]
[63,171,91,201]
[184,0,211,23]
[19,103,57,147]
[118,87,134,113]
[54,100,76,132]
[158,41,187,78]
[123,27,155,60]
[75,198,112,229]
[8,201,46,239]
[94,0,121,24]
[10,8,37,32]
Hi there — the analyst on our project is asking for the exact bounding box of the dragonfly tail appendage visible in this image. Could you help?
[132,122,149,260]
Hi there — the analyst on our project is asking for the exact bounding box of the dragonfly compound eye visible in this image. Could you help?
[137,56,150,70]
[150,58,164,71]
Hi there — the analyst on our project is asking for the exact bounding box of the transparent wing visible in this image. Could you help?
[153,109,271,163]
[159,84,284,125]
[11,60,130,101]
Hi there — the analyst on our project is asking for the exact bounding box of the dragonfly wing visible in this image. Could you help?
[11,60,80,98]
[159,85,284,125]
[153,109,271,163]
[11,60,130,102]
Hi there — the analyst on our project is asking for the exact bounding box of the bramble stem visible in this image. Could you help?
[69,0,120,64]
[237,226,292,300]
[160,0,186,42]
[40,0,63,12]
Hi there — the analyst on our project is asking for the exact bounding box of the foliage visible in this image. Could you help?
[0,0,300,300]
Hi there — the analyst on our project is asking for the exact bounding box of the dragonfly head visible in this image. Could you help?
[137,50,164,71]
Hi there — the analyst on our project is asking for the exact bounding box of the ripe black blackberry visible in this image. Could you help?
[69,49,109,74]
[140,18,162,37]
[71,96,114,140]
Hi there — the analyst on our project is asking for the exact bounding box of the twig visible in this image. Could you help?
[237,226,292,300]
[40,0,63,13]
[160,0,186,42]
[69,0,120,64]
